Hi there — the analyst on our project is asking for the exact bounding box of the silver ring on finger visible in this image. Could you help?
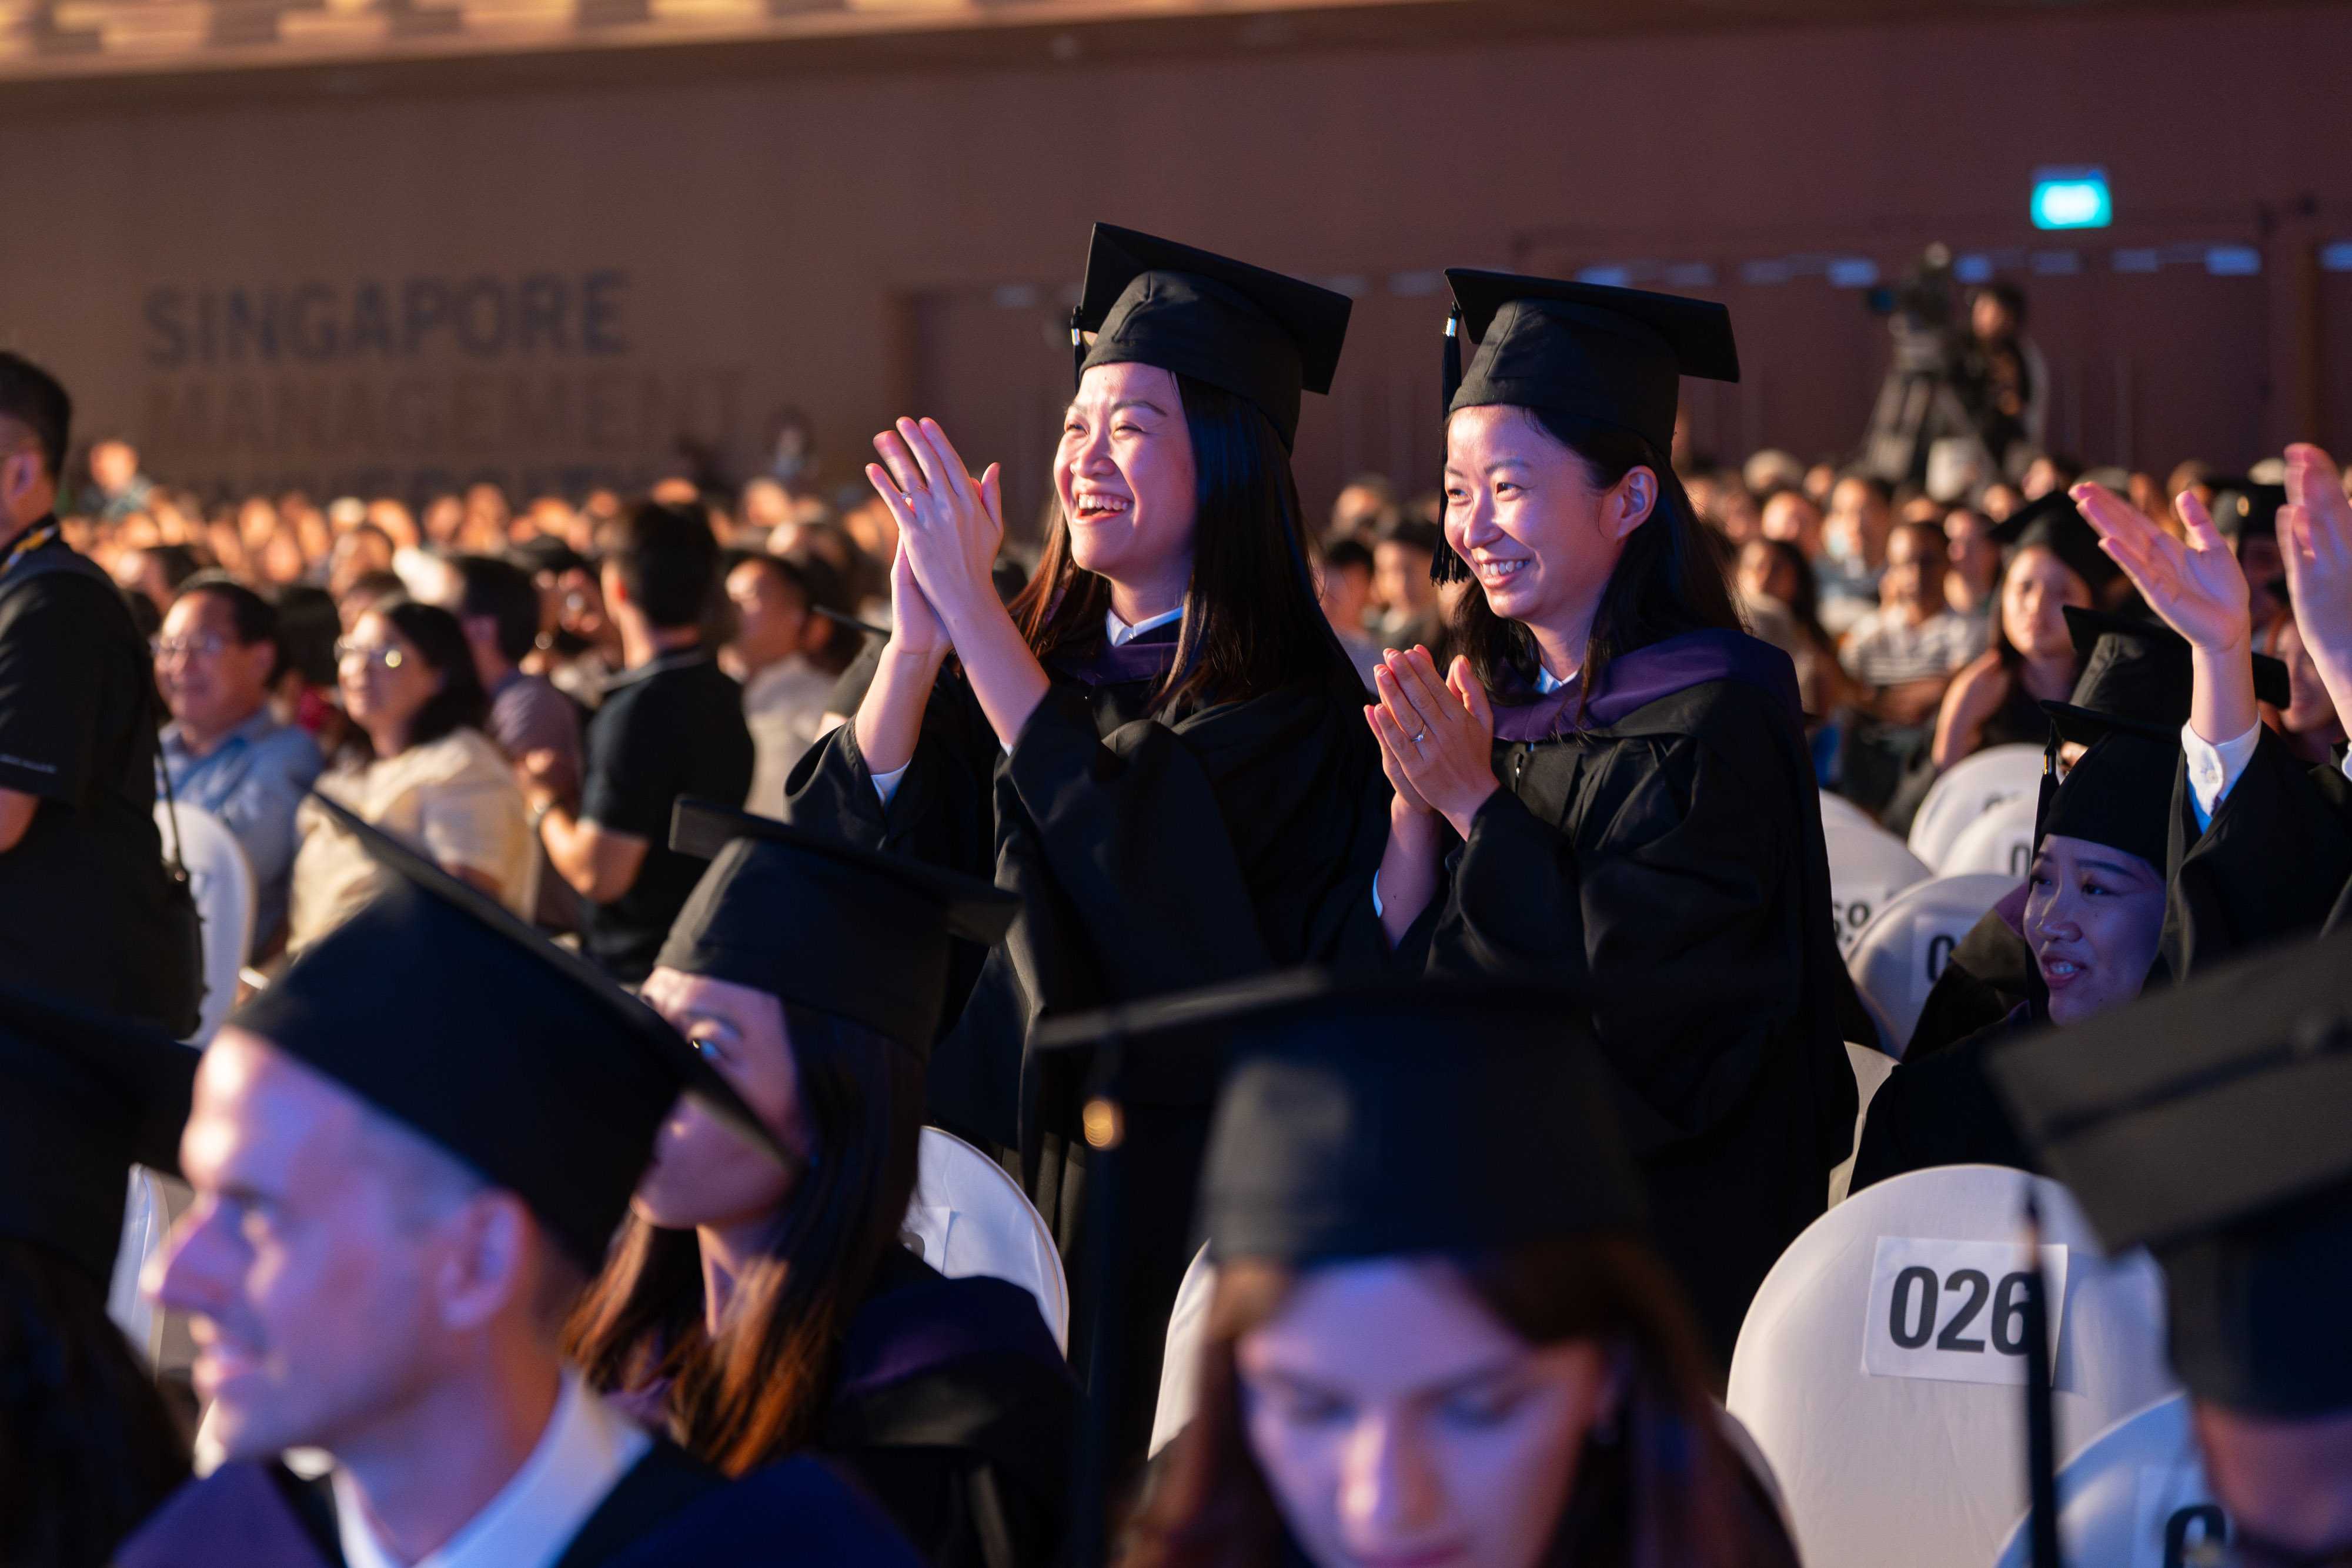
[1412,727,1428,744]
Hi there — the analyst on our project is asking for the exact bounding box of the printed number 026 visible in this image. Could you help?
[1888,1266,2039,1354]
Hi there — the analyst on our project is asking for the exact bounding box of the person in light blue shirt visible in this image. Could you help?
[153,576,322,957]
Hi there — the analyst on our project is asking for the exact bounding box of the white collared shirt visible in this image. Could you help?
[1535,664,1568,695]
[1105,606,1184,646]
[872,606,1186,804]
[332,1371,650,1568]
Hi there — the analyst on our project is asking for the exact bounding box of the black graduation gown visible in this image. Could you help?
[1411,630,1856,1368]
[1904,900,2044,1062]
[1850,1007,2036,1193]
[2163,726,2352,979]
[823,1246,1079,1568]
[785,621,1388,1463]
[109,1437,925,1568]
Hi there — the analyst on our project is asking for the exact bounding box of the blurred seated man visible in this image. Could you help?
[1368,517,1441,648]
[1850,719,2172,1191]
[443,554,582,800]
[1760,485,1826,561]
[1816,473,1894,635]
[1317,537,1381,688]
[155,576,323,957]
[724,551,852,819]
[119,813,925,1568]
[1837,521,1986,813]
[1328,471,1399,545]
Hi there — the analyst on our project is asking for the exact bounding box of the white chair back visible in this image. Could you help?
[1149,1241,1217,1459]
[1989,1394,2226,1568]
[108,1166,172,1368]
[904,1126,1070,1352]
[1726,1166,2177,1568]
[1846,873,2021,1055]
[1828,1041,1899,1207]
[154,801,256,1046]
[1819,789,1875,832]
[1823,819,1934,955]
[1940,794,2042,881]
[1909,745,2046,871]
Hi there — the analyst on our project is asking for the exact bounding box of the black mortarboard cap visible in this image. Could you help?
[2033,723,2178,871]
[1442,270,1739,455]
[2208,480,2285,541]
[0,981,199,1288]
[1990,491,2123,596]
[1038,971,1647,1263]
[1073,225,1352,452]
[2040,606,2290,743]
[657,799,1019,1052]
[1989,929,2352,1416]
[231,794,782,1273]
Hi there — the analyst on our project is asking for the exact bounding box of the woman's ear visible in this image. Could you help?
[1608,469,1660,541]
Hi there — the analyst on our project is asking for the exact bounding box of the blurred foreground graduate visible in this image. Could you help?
[565,800,1077,1568]
[1993,931,2352,1565]
[0,984,195,1567]
[1052,974,1796,1568]
[786,226,1389,1457]
[1361,271,1854,1365]
[114,798,927,1568]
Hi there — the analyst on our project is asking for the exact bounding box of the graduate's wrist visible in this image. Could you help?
[1439,781,1501,841]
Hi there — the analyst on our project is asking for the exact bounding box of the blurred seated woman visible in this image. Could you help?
[2257,609,2347,766]
[566,803,1075,1568]
[1852,714,2174,1191]
[1114,978,1795,1568]
[1930,514,2100,768]
[285,599,530,951]
[1736,536,1853,724]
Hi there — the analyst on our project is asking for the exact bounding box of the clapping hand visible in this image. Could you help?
[866,418,1004,641]
[2073,482,2249,654]
[1365,646,1498,840]
[2281,444,2352,732]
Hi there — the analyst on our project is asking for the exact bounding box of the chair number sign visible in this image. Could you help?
[1833,885,1896,954]
[1861,1236,2069,1386]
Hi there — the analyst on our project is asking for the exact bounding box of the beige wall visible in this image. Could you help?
[0,0,2344,517]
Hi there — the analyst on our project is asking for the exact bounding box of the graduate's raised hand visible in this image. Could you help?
[1369,646,1498,840]
[2281,444,2352,734]
[868,417,1005,637]
[2073,481,2250,654]
[884,532,949,660]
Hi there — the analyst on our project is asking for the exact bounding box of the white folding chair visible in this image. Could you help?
[1908,745,2046,872]
[1988,1394,2225,1568]
[1148,1241,1217,1459]
[1822,818,1934,956]
[108,1166,173,1368]
[1726,1166,2177,1568]
[1940,794,2042,881]
[154,801,256,1047]
[1845,872,2021,1055]
[1828,1041,1899,1207]
[1819,789,1875,833]
[903,1126,1070,1352]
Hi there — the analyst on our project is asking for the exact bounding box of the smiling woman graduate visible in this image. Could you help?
[783,226,1391,1463]
[1364,272,1856,1368]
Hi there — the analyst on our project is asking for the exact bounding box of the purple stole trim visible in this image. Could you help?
[1488,628,1804,741]
[1043,621,1182,688]
[114,1463,333,1568]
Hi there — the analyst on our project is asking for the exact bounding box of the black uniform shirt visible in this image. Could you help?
[579,648,754,983]
[0,529,189,1025]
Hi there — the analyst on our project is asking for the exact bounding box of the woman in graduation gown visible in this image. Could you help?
[1362,272,1855,1366]
[783,226,1389,1457]
[1852,708,2177,1191]
[1081,974,1796,1568]
[2072,458,2352,973]
[567,801,1077,1568]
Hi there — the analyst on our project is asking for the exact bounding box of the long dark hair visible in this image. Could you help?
[564,1004,924,1474]
[0,1237,191,1567]
[1452,410,1742,718]
[1121,1235,1795,1568]
[372,599,490,750]
[1007,375,1348,715]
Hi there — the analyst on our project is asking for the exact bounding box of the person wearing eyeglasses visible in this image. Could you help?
[284,598,532,954]
[153,574,323,961]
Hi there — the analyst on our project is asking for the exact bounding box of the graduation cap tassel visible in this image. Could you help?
[2022,1191,2063,1568]
[1440,306,1463,412]
[1070,307,1087,391]
[1065,1040,1128,1568]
